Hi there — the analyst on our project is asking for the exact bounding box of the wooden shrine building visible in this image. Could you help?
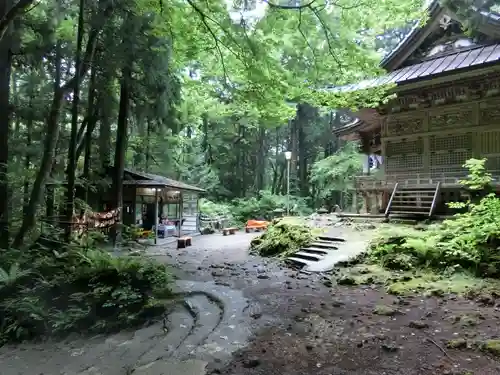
[334,1,500,217]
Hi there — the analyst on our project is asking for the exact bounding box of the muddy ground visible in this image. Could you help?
[1,228,500,375]
[159,230,500,375]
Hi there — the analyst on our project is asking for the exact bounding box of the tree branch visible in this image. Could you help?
[262,0,317,10]
[0,0,36,41]
[186,0,231,85]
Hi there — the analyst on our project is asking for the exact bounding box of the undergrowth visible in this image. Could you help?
[200,190,313,225]
[367,159,500,277]
[342,159,500,295]
[250,220,320,257]
[0,233,173,345]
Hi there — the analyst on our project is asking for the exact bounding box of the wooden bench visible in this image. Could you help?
[177,236,192,248]
[222,227,237,236]
[245,220,269,233]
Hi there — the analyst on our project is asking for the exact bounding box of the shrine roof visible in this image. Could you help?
[327,43,500,94]
[123,169,205,193]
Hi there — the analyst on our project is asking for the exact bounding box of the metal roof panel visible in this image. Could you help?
[470,44,496,65]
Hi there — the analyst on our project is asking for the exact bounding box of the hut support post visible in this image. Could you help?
[178,191,183,237]
[154,188,159,245]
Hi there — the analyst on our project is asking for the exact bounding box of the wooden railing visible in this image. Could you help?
[384,183,398,218]
[355,170,500,190]
[429,181,441,217]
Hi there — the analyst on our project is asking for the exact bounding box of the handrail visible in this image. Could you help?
[355,170,500,190]
[429,181,441,218]
[384,182,398,218]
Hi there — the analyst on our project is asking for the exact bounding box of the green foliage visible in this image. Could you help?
[250,221,317,257]
[0,241,172,344]
[459,158,492,191]
[199,198,232,218]
[366,158,500,278]
[310,141,363,198]
[368,193,500,277]
[367,166,500,279]
[231,190,312,223]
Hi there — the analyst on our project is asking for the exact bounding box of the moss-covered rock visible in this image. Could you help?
[446,339,468,349]
[480,340,500,356]
[250,221,317,258]
[373,305,400,316]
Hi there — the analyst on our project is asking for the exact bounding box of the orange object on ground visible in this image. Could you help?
[245,220,269,233]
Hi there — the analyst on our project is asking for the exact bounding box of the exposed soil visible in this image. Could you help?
[156,229,500,375]
[215,283,500,375]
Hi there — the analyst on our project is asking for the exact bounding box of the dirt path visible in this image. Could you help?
[1,230,500,375]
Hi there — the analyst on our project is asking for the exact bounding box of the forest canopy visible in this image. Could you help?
[0,0,425,248]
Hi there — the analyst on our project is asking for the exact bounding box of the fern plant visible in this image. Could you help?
[0,263,30,287]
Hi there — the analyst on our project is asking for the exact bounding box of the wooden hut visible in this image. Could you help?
[46,167,205,237]
[334,1,500,218]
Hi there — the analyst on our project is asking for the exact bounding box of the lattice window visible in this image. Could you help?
[430,150,472,166]
[405,154,423,169]
[480,131,500,154]
[386,139,424,156]
[386,154,423,172]
[430,133,472,152]
[386,155,405,171]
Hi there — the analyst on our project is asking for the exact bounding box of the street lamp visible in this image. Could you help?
[284,151,292,216]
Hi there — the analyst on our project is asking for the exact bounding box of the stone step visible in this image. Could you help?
[285,257,312,267]
[310,242,339,250]
[174,294,223,357]
[301,246,332,254]
[318,235,345,242]
[302,247,330,255]
[294,251,324,262]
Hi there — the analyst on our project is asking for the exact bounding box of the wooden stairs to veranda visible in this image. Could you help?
[385,182,441,219]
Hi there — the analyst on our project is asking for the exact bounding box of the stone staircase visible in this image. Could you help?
[286,235,367,272]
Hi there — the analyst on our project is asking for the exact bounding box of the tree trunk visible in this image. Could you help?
[11,6,108,248]
[145,119,151,172]
[255,126,266,192]
[0,0,35,42]
[99,92,112,171]
[0,0,12,249]
[23,90,33,216]
[111,65,131,247]
[64,0,86,240]
[289,117,299,196]
[271,127,280,194]
[82,45,97,209]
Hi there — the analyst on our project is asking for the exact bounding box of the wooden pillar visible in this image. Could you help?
[178,191,183,237]
[196,195,200,232]
[154,188,159,244]
[352,189,358,213]
[132,187,137,225]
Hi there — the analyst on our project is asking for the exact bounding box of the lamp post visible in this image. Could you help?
[284,151,292,216]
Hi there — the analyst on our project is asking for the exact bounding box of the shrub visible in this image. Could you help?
[0,242,172,344]
[231,190,312,223]
[199,198,232,218]
[250,220,317,257]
